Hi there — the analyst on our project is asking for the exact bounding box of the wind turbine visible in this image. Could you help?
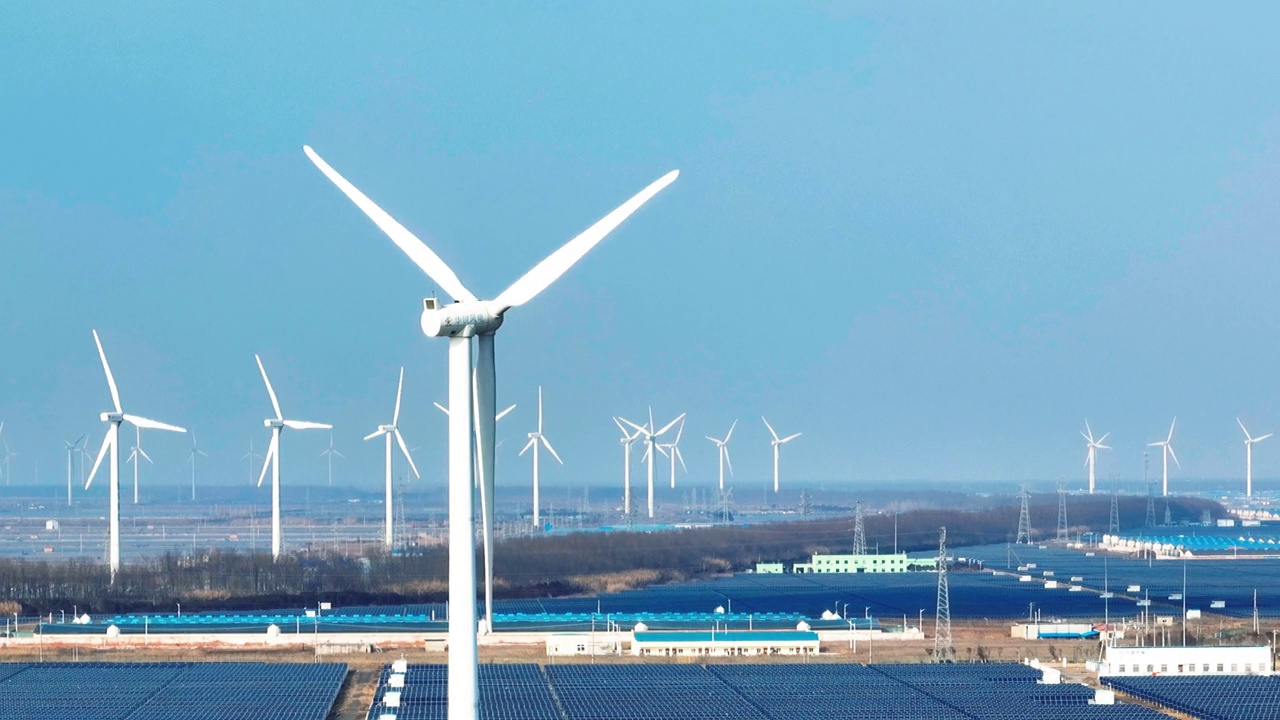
[319,432,344,487]
[1238,418,1272,499]
[253,354,331,559]
[1081,421,1110,495]
[365,367,420,549]
[125,425,151,504]
[520,387,562,529]
[63,435,86,506]
[84,330,186,579]
[614,418,644,516]
[242,439,263,486]
[305,144,677,719]
[621,411,686,519]
[0,423,15,485]
[656,415,687,489]
[706,420,737,491]
[762,417,800,493]
[1147,418,1179,497]
[77,436,93,488]
[185,432,208,501]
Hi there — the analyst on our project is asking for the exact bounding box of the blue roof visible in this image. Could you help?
[633,630,818,643]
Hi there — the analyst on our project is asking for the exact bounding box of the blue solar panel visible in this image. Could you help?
[1105,675,1280,720]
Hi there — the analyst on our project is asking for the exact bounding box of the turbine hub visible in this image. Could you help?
[101,412,123,423]
[421,298,504,338]
[264,419,284,428]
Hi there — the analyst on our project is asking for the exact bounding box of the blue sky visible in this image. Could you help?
[2,2,1280,493]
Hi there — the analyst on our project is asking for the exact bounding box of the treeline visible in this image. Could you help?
[0,494,1221,615]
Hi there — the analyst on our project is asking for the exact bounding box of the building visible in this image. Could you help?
[754,562,786,574]
[1011,623,1101,640]
[545,633,620,657]
[630,630,819,657]
[1097,646,1272,677]
[791,552,937,574]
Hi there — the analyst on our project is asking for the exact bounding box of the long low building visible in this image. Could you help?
[1098,645,1272,677]
[630,630,820,657]
[783,552,938,574]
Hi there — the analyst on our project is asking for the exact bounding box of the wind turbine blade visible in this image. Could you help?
[74,433,87,449]
[303,146,477,302]
[655,444,670,458]
[496,404,517,422]
[675,447,687,473]
[196,449,209,457]
[123,415,186,433]
[284,420,332,430]
[1258,433,1274,442]
[434,402,450,416]
[1168,444,1181,469]
[656,412,686,437]
[1096,443,1111,450]
[619,417,648,435]
[1147,442,1163,448]
[395,429,421,479]
[725,419,737,442]
[331,448,344,458]
[541,436,564,465]
[1097,432,1110,445]
[85,427,115,490]
[537,386,544,433]
[672,417,685,445]
[1238,418,1250,438]
[780,433,802,443]
[762,416,779,441]
[364,428,388,441]
[393,367,405,426]
[1167,417,1176,443]
[257,435,278,487]
[137,447,153,464]
[519,437,537,456]
[92,330,123,413]
[493,169,680,309]
[255,355,283,420]
[706,435,722,444]
[1080,431,1092,443]
[724,447,734,477]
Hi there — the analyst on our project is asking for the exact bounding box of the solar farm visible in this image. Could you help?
[1104,676,1280,720]
[0,662,347,720]
[365,662,1168,720]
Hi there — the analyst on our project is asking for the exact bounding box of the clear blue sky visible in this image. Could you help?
[2,3,1279,493]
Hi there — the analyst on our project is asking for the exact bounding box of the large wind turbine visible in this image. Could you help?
[1082,421,1110,495]
[254,355,331,559]
[1147,418,1179,497]
[63,435,86,507]
[84,330,186,579]
[320,432,344,487]
[622,411,686,519]
[125,425,151,504]
[762,417,800,492]
[706,420,737,491]
[185,432,207,501]
[656,415,687,489]
[520,387,562,529]
[305,144,677,719]
[614,417,644,515]
[365,367,421,548]
[1238,418,1272,499]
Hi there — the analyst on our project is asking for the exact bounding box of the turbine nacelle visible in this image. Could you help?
[100,412,123,423]
[265,419,284,429]
[421,298,505,338]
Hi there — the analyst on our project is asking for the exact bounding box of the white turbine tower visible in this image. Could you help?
[125,425,151,504]
[1238,418,1272,499]
[319,432,344,487]
[305,144,677,720]
[63,435,86,507]
[84,330,186,579]
[366,367,421,549]
[706,420,737,491]
[762,417,800,493]
[520,387,562,529]
[184,432,207,501]
[1147,418,1179,498]
[254,355,332,559]
[621,411,686,519]
[656,415,687,489]
[1082,421,1110,495]
[614,417,644,516]
[0,423,15,485]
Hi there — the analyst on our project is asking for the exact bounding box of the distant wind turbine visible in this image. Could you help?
[762,417,800,492]
[621,411,686,519]
[1147,418,1179,497]
[1082,421,1110,495]
[656,415,687,489]
[185,432,208,501]
[614,417,644,516]
[125,425,152,504]
[319,432,344,487]
[0,423,15,486]
[242,439,263,486]
[365,367,420,548]
[520,387,562,529]
[706,420,737,491]
[63,435,86,506]
[1238,418,1272,499]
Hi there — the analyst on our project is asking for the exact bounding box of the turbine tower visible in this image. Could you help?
[520,387,563,529]
[305,144,677,720]
[1147,418,1179,497]
[320,432,344,487]
[125,425,151,504]
[656,415,687,489]
[63,435,86,507]
[615,417,644,516]
[621,411,686,519]
[762,417,800,493]
[706,420,737,491]
[1238,418,1272,499]
[0,423,15,485]
[184,432,207,501]
[84,330,186,579]
[1081,421,1110,495]
[365,367,420,549]
[253,354,331,559]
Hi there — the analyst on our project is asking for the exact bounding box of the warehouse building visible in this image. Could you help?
[1097,646,1272,677]
[630,630,819,657]
[790,552,937,574]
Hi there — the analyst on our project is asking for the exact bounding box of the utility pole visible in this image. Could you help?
[933,527,953,662]
[852,501,867,555]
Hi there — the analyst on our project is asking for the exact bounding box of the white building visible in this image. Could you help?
[630,630,819,657]
[1098,646,1272,677]
[545,633,620,656]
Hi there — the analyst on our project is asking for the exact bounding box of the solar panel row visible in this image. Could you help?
[1105,675,1280,720]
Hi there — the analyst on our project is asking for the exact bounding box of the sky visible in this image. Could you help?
[2,2,1280,495]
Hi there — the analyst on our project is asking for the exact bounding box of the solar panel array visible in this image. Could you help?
[367,662,1168,720]
[0,661,347,720]
[1105,675,1280,720]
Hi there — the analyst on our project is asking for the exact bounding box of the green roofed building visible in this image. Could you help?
[791,552,937,574]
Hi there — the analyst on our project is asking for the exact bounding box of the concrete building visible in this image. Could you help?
[791,552,937,574]
[630,630,819,657]
[1097,646,1272,677]
[545,633,620,656]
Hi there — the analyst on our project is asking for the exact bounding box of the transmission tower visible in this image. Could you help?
[933,526,953,662]
[1144,451,1156,527]
[852,501,867,555]
[395,477,408,550]
[1164,501,1172,526]
[1015,485,1031,544]
[799,489,812,517]
[1109,491,1120,535]
[718,489,734,524]
[1056,485,1069,542]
